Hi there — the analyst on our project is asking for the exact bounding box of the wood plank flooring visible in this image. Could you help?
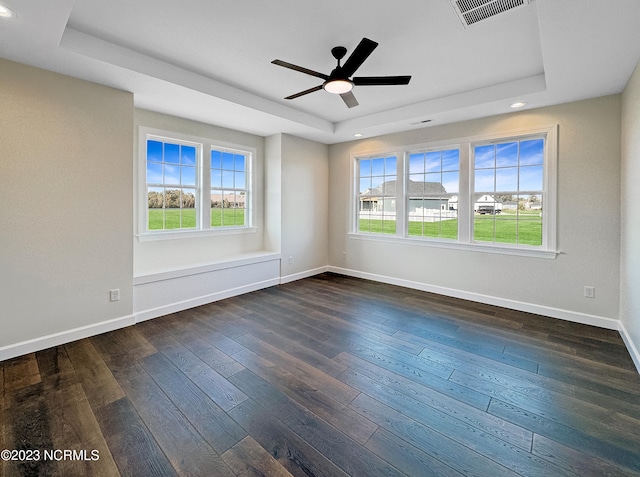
[2,273,640,476]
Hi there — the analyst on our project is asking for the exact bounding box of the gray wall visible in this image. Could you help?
[621,60,640,367]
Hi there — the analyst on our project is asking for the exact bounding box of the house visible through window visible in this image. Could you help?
[139,128,253,237]
[473,137,544,246]
[408,148,460,240]
[357,155,398,234]
[352,126,557,257]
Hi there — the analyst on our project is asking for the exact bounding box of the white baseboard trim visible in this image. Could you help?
[0,314,136,362]
[619,321,640,374]
[280,266,329,285]
[328,266,620,331]
[134,277,281,323]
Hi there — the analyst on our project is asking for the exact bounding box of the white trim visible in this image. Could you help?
[136,126,257,239]
[327,266,620,331]
[348,233,559,259]
[280,266,330,285]
[619,321,640,374]
[0,314,136,362]
[134,252,281,284]
[134,277,280,322]
[350,125,558,256]
[136,226,258,242]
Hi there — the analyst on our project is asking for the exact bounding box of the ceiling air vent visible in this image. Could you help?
[450,0,530,28]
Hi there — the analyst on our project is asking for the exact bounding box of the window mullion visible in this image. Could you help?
[396,152,405,237]
[201,144,210,230]
[458,143,472,243]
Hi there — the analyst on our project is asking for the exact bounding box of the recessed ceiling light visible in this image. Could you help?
[510,102,527,109]
[0,4,15,18]
[354,133,363,138]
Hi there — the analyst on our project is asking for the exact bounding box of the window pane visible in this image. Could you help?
[371,158,384,176]
[357,155,397,235]
[210,148,250,228]
[495,167,518,192]
[181,146,196,165]
[442,149,460,171]
[164,143,180,164]
[221,170,234,188]
[475,145,495,168]
[163,164,180,185]
[475,169,495,192]
[472,136,545,247]
[359,177,371,195]
[222,152,234,170]
[425,172,441,190]
[147,162,162,184]
[360,158,371,176]
[235,171,246,189]
[147,187,164,230]
[520,165,543,191]
[234,154,246,171]
[409,153,424,173]
[385,156,397,172]
[494,216,517,244]
[520,139,544,165]
[147,140,163,162]
[181,166,196,186]
[425,151,441,172]
[409,173,424,185]
[406,147,459,240]
[442,171,459,194]
[211,170,222,188]
[496,142,518,167]
[211,149,221,169]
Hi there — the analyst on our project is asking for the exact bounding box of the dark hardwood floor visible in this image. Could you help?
[2,273,640,476]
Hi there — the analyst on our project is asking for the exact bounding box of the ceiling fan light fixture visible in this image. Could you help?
[0,4,16,18]
[323,79,353,95]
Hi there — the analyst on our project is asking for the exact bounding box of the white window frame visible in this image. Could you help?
[354,152,402,236]
[136,127,256,241]
[350,125,558,259]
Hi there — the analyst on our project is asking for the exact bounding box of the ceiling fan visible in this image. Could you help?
[271,37,411,108]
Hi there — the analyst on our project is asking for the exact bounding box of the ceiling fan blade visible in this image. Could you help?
[353,76,412,86]
[341,38,378,78]
[340,91,359,108]
[272,60,329,80]
[284,85,323,100]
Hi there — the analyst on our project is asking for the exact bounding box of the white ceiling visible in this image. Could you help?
[1,0,639,144]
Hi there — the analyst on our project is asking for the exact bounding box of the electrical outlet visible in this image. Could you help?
[288,256,293,265]
[584,286,595,299]
[110,289,120,302]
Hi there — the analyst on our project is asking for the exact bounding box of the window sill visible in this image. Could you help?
[348,233,559,259]
[136,226,258,242]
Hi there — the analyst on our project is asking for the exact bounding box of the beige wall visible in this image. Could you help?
[0,58,134,349]
[265,133,329,279]
[329,95,621,324]
[280,134,329,278]
[621,60,640,367]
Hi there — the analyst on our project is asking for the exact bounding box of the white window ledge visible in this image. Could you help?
[136,226,258,242]
[134,251,281,285]
[348,233,559,259]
